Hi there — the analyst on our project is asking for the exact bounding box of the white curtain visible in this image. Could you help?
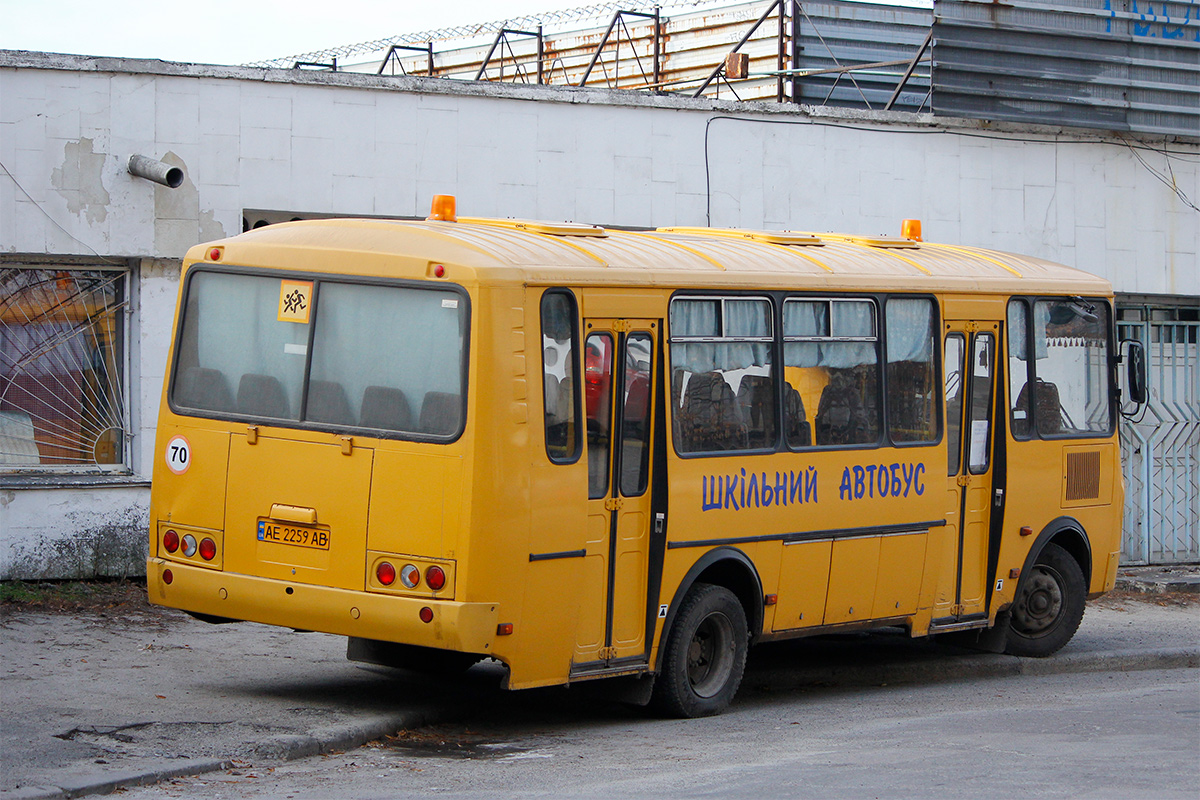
[886,298,933,364]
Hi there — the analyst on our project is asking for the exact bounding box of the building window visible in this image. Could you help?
[0,267,128,469]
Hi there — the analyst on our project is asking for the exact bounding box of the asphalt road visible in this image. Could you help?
[118,667,1200,800]
[1,594,1196,799]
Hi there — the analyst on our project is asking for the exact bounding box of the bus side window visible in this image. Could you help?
[1008,300,1032,439]
[670,297,774,454]
[885,297,937,443]
[784,298,879,448]
[541,290,580,463]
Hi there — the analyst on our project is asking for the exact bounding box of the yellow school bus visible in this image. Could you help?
[147,198,1143,717]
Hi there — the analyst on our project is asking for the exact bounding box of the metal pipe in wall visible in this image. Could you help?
[127,155,183,188]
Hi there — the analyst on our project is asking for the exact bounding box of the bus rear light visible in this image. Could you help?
[419,607,434,623]
[163,529,180,553]
[162,569,173,585]
[1020,526,1033,537]
[400,564,420,589]
[497,623,514,636]
[433,264,446,278]
[199,537,217,561]
[181,534,198,557]
[208,247,222,261]
[425,565,446,591]
[377,562,396,586]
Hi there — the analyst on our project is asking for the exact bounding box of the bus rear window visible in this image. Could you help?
[171,271,468,438]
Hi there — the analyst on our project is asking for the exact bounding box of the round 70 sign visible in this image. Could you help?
[165,435,191,475]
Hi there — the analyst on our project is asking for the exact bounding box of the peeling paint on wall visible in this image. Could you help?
[152,151,227,257]
[51,137,110,224]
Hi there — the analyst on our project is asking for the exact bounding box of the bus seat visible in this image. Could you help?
[783,382,811,447]
[1014,378,1064,436]
[736,375,774,446]
[814,372,868,445]
[176,366,234,412]
[306,380,354,425]
[419,391,461,435]
[359,386,412,431]
[680,371,747,451]
[237,373,290,418]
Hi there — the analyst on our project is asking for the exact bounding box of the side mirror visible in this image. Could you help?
[1121,339,1148,406]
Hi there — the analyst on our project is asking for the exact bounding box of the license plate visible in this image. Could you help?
[257,519,330,550]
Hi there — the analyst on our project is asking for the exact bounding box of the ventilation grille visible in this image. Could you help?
[1065,450,1101,501]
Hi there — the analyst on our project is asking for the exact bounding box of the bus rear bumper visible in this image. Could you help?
[146,558,498,654]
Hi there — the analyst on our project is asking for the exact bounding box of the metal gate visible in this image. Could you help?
[1117,317,1200,565]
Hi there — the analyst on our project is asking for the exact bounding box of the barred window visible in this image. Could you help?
[0,267,128,469]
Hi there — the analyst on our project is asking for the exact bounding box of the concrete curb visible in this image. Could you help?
[746,647,1200,693]
[2,709,455,800]
[6,649,1197,800]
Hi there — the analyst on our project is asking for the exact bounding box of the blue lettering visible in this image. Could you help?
[865,465,877,498]
[740,468,747,508]
[702,476,721,511]
[724,474,740,510]
[806,466,818,504]
[914,463,926,496]
[902,463,915,497]
[877,464,889,497]
[747,471,760,508]
[853,466,866,499]
[840,468,852,501]
[890,464,902,497]
[773,472,788,507]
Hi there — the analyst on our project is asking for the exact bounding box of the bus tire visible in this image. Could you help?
[651,583,747,718]
[1005,542,1086,658]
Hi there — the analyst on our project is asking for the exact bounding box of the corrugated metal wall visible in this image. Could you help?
[343,2,935,112]
[933,0,1200,137]
[287,1,1198,135]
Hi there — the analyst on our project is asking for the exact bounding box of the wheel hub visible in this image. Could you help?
[686,612,734,698]
[1012,566,1064,635]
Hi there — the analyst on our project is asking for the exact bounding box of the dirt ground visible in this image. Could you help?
[0,578,160,616]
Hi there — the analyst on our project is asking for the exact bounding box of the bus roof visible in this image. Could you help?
[194,217,1113,297]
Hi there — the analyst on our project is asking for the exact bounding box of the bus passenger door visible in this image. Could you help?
[939,321,999,622]
[575,319,659,669]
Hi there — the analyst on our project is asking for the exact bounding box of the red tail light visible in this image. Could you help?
[425,565,446,591]
[163,529,180,553]
[162,569,173,585]
[199,537,217,561]
[377,562,396,586]
[419,607,434,623]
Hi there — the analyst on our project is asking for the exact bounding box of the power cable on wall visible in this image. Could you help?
[703,114,1200,227]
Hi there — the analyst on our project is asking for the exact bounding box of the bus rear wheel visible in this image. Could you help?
[652,583,748,718]
[1005,543,1085,657]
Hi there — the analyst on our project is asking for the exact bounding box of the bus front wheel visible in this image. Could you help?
[1005,542,1085,657]
[652,583,748,718]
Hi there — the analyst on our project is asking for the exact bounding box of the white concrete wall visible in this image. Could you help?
[0,484,149,579]
[1,51,1197,578]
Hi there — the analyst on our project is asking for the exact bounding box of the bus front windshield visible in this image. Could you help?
[171,270,468,438]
